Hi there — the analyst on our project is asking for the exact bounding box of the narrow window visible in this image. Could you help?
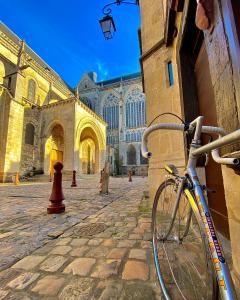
[28,79,36,102]
[25,123,35,145]
[167,61,174,86]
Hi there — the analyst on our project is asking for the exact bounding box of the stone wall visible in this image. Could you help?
[20,107,42,175]
[140,0,240,289]
[139,0,186,199]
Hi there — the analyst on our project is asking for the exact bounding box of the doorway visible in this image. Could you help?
[178,0,230,238]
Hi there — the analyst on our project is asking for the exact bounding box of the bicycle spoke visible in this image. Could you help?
[152,179,215,300]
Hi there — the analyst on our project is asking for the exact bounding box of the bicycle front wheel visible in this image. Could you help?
[152,178,216,300]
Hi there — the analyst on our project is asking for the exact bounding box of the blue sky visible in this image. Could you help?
[0,0,141,87]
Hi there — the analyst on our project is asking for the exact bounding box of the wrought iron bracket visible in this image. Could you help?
[102,0,139,16]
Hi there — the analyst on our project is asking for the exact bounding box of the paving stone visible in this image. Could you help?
[0,269,21,286]
[31,275,65,296]
[12,256,46,270]
[91,260,121,279]
[88,238,103,246]
[70,239,89,247]
[59,278,95,300]
[39,255,68,272]
[0,232,14,239]
[129,249,147,260]
[63,258,96,276]
[50,246,72,255]
[122,261,149,281]
[47,230,64,239]
[119,282,156,300]
[87,246,109,258]
[129,234,142,240]
[7,272,40,290]
[98,281,123,300]
[101,239,116,247]
[56,238,72,246]
[143,232,152,241]
[117,240,136,248]
[107,248,128,260]
[0,289,9,300]
[95,232,112,238]
[70,246,89,257]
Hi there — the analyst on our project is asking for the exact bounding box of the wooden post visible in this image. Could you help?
[128,170,132,182]
[100,162,110,195]
[15,172,20,185]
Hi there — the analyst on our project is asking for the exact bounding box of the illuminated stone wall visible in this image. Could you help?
[139,0,240,289]
[0,22,107,182]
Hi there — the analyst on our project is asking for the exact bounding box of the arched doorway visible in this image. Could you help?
[79,127,99,174]
[44,124,64,175]
[127,144,136,165]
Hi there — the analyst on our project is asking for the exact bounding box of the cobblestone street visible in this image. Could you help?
[0,176,161,299]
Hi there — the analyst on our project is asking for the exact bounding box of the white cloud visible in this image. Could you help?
[96,61,109,81]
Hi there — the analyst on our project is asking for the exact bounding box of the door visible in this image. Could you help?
[194,42,230,238]
[50,149,63,175]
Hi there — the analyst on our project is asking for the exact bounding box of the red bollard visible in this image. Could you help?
[71,170,77,187]
[128,170,132,182]
[47,162,65,214]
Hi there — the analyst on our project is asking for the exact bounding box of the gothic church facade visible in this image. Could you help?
[77,72,148,175]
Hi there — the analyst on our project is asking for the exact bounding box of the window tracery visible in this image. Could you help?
[125,88,146,128]
[103,93,119,129]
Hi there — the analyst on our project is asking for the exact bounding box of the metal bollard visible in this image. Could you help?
[47,162,65,214]
[71,170,77,187]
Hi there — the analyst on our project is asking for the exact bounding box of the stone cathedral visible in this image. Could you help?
[77,72,148,175]
[0,22,147,182]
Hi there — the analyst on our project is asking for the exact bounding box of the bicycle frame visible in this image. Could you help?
[141,116,240,300]
[186,118,237,300]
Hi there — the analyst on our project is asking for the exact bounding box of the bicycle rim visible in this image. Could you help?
[152,178,216,300]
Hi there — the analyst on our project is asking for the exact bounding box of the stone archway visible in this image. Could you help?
[79,127,99,174]
[44,123,64,175]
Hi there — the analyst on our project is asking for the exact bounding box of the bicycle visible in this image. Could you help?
[141,116,240,300]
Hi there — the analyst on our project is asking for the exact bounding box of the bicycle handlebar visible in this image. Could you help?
[141,120,240,166]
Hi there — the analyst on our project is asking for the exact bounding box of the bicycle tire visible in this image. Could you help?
[152,178,217,300]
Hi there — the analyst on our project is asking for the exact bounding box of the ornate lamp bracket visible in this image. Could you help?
[102,0,139,16]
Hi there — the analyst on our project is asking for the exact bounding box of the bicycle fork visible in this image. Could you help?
[161,176,186,242]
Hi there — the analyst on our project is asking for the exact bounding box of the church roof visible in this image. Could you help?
[97,72,141,86]
[0,22,72,94]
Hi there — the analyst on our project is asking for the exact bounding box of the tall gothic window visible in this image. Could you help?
[103,93,119,130]
[28,79,36,102]
[25,123,35,145]
[125,88,146,128]
[127,144,136,165]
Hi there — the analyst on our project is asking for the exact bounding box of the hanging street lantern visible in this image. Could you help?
[99,0,139,39]
[99,15,116,40]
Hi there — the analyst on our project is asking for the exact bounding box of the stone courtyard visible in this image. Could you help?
[0,176,161,299]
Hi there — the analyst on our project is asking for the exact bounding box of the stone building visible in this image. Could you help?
[77,72,148,175]
[139,0,240,290]
[0,22,107,182]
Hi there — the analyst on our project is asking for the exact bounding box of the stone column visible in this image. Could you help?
[2,71,25,182]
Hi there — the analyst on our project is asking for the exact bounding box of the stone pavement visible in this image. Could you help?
[0,176,161,299]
